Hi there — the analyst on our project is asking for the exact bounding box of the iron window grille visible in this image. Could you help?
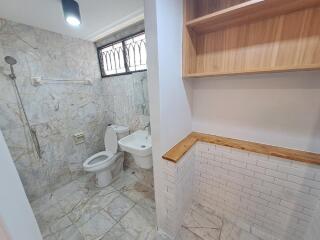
[97,31,147,77]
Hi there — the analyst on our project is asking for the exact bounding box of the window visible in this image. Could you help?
[97,31,147,77]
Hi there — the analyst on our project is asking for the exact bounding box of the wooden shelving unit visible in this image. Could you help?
[187,0,265,33]
[183,0,320,78]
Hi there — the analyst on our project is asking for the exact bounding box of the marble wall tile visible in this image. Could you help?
[100,72,150,132]
[0,102,27,129]
[0,18,109,201]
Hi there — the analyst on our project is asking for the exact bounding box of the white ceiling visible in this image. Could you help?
[0,0,144,41]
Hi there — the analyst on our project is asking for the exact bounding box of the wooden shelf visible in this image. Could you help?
[163,132,320,165]
[184,65,320,78]
[187,0,320,33]
[183,0,320,78]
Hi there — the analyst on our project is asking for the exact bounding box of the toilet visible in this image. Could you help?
[83,125,129,187]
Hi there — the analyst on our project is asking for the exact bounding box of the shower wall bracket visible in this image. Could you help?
[31,76,92,86]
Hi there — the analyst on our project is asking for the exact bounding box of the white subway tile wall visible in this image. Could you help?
[304,203,320,240]
[162,141,320,240]
[161,146,196,238]
[194,142,320,240]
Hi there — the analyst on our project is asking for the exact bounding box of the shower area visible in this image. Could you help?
[0,18,105,200]
[4,55,42,160]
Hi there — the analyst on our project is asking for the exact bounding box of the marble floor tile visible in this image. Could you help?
[177,202,263,240]
[54,225,84,240]
[238,230,262,240]
[66,199,102,227]
[31,169,156,240]
[101,223,135,240]
[31,170,265,240]
[44,235,57,240]
[50,216,73,234]
[119,203,156,239]
[152,232,172,240]
[126,164,154,189]
[78,210,116,240]
[182,203,222,240]
[111,171,140,191]
[53,180,81,198]
[104,194,135,221]
[135,227,158,240]
[31,192,58,215]
[57,188,92,214]
[119,177,156,212]
[176,227,204,240]
[111,170,156,213]
[35,203,67,237]
[220,220,243,240]
[67,188,119,227]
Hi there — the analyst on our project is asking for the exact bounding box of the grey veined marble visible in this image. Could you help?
[0,18,106,200]
[31,169,156,240]
[0,18,150,201]
[175,203,263,240]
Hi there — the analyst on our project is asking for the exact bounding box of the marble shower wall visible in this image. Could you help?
[0,18,110,200]
[95,21,150,132]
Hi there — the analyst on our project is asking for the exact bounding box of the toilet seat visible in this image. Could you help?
[83,150,116,172]
[83,126,120,173]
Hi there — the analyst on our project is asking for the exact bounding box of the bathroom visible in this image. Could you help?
[0,0,320,240]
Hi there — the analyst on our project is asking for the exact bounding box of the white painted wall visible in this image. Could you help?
[144,0,192,237]
[0,130,42,240]
[192,71,320,153]
[147,0,192,153]
[0,0,144,41]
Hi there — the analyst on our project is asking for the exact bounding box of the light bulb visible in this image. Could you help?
[66,16,80,26]
[62,0,81,27]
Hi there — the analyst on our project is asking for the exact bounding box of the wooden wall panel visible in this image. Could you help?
[191,7,320,76]
[183,0,198,74]
[195,0,249,18]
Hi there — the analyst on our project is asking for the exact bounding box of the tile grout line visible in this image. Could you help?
[35,170,156,240]
[99,202,138,239]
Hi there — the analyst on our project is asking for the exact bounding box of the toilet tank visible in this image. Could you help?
[110,125,129,140]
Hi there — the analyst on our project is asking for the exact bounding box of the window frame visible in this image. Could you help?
[97,30,147,78]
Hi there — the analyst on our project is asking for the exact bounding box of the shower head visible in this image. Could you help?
[4,56,17,65]
[4,56,17,80]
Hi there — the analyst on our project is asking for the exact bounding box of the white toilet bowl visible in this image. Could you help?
[83,125,129,188]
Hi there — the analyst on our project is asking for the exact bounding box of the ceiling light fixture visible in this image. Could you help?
[62,0,81,27]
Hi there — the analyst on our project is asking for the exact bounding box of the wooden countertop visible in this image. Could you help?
[162,132,320,165]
